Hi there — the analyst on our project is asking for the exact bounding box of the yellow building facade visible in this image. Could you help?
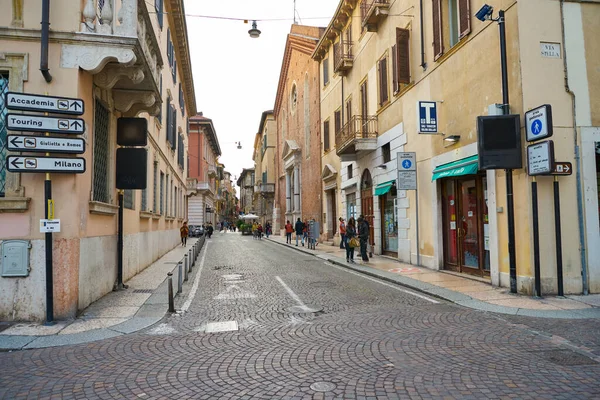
[0,0,195,319]
[313,0,600,294]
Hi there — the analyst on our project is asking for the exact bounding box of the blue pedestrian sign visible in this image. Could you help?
[525,104,553,142]
[402,159,412,170]
[417,101,438,133]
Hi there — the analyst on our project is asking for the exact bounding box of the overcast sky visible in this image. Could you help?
[184,0,339,192]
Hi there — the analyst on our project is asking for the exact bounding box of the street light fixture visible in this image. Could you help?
[476,4,517,294]
[248,21,261,38]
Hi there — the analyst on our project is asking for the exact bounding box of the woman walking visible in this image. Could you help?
[285,220,293,244]
[345,218,357,263]
[180,221,189,247]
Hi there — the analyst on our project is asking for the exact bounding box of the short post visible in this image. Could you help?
[167,272,175,313]
[532,177,542,297]
[177,262,183,294]
[554,177,564,296]
[188,250,193,272]
[189,249,194,267]
[184,254,189,282]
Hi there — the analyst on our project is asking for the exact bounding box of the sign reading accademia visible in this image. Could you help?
[6,156,86,174]
[5,113,85,135]
[6,92,84,115]
[417,101,438,133]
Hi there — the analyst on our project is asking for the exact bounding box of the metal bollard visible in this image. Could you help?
[167,272,175,313]
[189,249,194,267]
[188,250,193,272]
[177,262,183,294]
[184,254,189,282]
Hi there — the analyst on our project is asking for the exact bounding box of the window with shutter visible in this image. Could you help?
[458,0,471,38]
[432,0,443,60]
[179,83,184,115]
[377,56,388,107]
[170,106,177,150]
[166,99,172,144]
[155,0,163,29]
[360,80,368,119]
[334,110,341,135]
[323,57,329,86]
[172,59,177,83]
[345,98,352,124]
[397,28,410,85]
[157,75,163,123]
[323,120,330,152]
[392,44,398,93]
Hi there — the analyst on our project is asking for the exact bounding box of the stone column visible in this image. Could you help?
[293,165,300,212]
[285,172,291,213]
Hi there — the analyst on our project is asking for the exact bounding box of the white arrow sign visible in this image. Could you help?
[6,156,86,174]
[7,135,85,154]
[6,113,85,135]
[6,92,84,115]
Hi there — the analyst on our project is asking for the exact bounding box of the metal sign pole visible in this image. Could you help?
[43,113,54,325]
[416,183,420,267]
[554,176,564,296]
[116,189,125,290]
[531,177,541,297]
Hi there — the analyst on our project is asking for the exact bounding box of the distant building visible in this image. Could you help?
[252,111,276,226]
[237,168,255,215]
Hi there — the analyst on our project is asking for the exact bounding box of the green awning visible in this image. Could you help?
[374,180,395,196]
[432,155,479,181]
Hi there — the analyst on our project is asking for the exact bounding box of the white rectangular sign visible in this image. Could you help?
[6,156,86,174]
[7,135,85,154]
[527,141,554,176]
[525,104,553,142]
[6,92,84,115]
[398,171,417,190]
[540,42,561,59]
[6,113,85,135]
[40,219,61,233]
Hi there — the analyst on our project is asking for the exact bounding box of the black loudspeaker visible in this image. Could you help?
[117,117,148,146]
[116,148,147,189]
[477,114,522,170]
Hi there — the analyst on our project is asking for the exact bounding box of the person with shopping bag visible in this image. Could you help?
[345,218,358,263]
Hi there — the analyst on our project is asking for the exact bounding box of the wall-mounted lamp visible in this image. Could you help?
[236,141,242,149]
[248,21,261,38]
[443,135,461,143]
[375,164,387,170]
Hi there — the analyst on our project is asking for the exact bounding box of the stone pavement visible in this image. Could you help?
[0,237,202,350]
[266,234,600,319]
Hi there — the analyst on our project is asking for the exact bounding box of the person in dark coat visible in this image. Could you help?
[206,223,214,238]
[345,218,357,263]
[295,218,304,246]
[357,215,369,262]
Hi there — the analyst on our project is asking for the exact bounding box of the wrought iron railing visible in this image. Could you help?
[335,115,378,152]
[360,0,389,25]
[333,40,353,72]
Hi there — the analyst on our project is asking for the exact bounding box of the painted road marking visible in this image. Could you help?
[275,276,320,313]
[324,262,440,304]
[214,285,256,299]
[181,242,208,312]
[204,321,238,333]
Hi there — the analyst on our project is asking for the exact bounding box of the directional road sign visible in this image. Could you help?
[527,140,554,176]
[6,113,85,135]
[525,104,553,142]
[6,92,84,115]
[552,162,572,176]
[6,156,86,174]
[7,135,85,154]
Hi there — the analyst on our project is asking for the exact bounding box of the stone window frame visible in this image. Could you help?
[0,52,30,212]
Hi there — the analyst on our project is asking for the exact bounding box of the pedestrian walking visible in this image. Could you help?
[302,219,309,246]
[345,218,357,263]
[206,223,214,239]
[257,223,263,240]
[285,220,293,244]
[339,217,347,249]
[265,222,272,238]
[357,215,370,262]
[180,221,189,246]
[295,218,304,246]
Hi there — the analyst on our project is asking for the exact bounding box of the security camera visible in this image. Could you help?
[475,4,494,22]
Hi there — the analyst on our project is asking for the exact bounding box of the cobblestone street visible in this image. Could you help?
[1,233,599,399]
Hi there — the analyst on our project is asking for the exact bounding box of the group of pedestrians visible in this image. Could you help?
[251,221,272,240]
[339,215,370,263]
[284,218,314,247]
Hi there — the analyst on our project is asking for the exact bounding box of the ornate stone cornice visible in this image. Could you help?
[312,0,359,61]
[113,89,157,113]
[95,64,145,89]
[165,0,197,116]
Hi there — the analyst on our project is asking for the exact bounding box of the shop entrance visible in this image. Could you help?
[441,175,490,276]
[360,169,375,246]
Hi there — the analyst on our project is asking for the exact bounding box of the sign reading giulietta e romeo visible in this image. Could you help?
[6,156,86,173]
[7,135,85,154]
[5,113,85,135]
[5,92,84,115]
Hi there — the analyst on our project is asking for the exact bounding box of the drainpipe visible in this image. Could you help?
[560,0,588,295]
[40,0,53,83]
[419,0,426,70]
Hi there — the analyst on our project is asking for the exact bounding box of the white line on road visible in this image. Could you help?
[181,242,208,312]
[324,262,439,304]
[276,276,310,310]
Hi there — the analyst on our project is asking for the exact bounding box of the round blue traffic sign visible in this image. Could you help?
[402,160,412,169]
[531,119,543,136]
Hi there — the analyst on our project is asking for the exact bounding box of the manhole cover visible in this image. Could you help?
[310,382,336,392]
[530,349,598,366]
[133,289,154,293]
[311,282,337,288]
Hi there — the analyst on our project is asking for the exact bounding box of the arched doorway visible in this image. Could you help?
[360,169,374,247]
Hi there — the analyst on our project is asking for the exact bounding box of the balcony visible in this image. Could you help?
[333,40,353,75]
[336,115,378,161]
[255,183,275,196]
[61,0,163,116]
[361,0,390,32]
[187,178,214,196]
[208,164,217,177]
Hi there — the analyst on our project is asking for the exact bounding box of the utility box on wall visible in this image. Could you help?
[1,240,31,277]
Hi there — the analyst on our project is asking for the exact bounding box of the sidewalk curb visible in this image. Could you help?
[266,238,600,320]
[0,238,206,351]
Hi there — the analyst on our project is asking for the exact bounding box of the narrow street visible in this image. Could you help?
[1,232,599,399]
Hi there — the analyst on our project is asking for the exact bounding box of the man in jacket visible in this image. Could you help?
[295,218,304,246]
[357,215,370,262]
